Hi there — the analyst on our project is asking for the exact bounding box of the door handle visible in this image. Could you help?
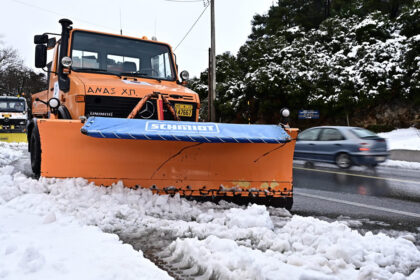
[334,144,341,146]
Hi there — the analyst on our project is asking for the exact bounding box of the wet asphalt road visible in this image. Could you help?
[292,162,420,233]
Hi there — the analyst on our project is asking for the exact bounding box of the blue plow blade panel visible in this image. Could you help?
[81,117,291,144]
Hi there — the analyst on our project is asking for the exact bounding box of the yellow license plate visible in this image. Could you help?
[174,104,193,117]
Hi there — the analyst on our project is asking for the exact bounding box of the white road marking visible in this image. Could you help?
[295,192,420,218]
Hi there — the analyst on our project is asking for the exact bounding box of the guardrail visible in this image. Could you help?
[389,149,420,163]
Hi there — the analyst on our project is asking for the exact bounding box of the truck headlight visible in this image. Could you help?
[180,70,190,81]
[61,56,72,67]
[280,108,290,118]
[48,98,60,109]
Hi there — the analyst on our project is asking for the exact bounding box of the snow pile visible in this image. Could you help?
[380,159,420,170]
[0,150,172,279]
[0,142,25,166]
[1,143,420,279]
[0,208,171,280]
[378,127,420,151]
[161,216,420,279]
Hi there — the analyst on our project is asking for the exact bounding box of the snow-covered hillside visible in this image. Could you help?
[1,142,419,279]
[191,1,420,126]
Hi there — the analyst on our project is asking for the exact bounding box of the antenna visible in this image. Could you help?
[154,17,157,39]
[120,8,123,35]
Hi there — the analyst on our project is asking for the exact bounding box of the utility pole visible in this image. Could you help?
[208,0,216,122]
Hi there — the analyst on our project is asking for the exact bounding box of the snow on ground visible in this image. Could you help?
[0,208,171,280]
[378,127,420,151]
[1,143,420,279]
[379,159,420,170]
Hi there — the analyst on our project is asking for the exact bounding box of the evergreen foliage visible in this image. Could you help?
[190,0,419,128]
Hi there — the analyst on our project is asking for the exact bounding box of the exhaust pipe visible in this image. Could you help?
[58,19,73,92]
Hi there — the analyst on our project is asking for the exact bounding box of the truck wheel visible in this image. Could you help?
[335,153,351,169]
[30,126,41,177]
[285,197,293,210]
[270,197,285,208]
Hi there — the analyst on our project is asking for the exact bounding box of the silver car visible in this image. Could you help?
[294,126,388,168]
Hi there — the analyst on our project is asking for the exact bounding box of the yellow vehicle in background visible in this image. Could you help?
[0,96,27,142]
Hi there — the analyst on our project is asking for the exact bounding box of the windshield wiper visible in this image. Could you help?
[119,72,149,78]
[74,68,121,78]
[120,72,163,83]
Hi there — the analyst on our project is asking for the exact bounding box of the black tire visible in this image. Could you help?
[304,161,315,169]
[269,197,285,208]
[58,106,71,119]
[335,153,351,169]
[30,126,41,177]
[285,197,293,210]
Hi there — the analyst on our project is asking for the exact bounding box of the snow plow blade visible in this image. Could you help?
[37,117,298,206]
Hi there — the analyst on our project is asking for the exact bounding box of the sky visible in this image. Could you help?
[0,0,275,77]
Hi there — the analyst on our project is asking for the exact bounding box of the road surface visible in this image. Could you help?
[292,162,420,242]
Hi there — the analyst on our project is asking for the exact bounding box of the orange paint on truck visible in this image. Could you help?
[29,19,297,208]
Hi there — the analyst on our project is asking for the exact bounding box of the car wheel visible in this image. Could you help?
[304,161,315,169]
[30,126,41,177]
[335,153,351,169]
[369,163,378,168]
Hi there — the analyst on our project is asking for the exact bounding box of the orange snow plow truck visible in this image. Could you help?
[28,19,298,209]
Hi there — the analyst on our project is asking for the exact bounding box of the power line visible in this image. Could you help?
[10,0,116,31]
[174,4,209,51]
[164,0,202,2]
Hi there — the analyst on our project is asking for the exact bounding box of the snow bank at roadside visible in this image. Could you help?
[379,127,420,151]
[380,159,420,170]
[0,208,170,280]
[0,148,172,279]
[0,142,25,166]
[1,143,420,280]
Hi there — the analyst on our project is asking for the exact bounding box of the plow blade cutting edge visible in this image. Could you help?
[37,117,298,206]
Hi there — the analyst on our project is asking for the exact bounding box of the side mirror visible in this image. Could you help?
[35,44,47,68]
[47,38,56,49]
[34,34,48,44]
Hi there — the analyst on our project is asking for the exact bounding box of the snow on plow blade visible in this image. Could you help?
[37,117,298,203]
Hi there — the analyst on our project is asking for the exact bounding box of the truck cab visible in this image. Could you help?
[0,96,28,142]
[31,19,199,125]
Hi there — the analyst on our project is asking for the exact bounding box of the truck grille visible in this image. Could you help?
[84,96,197,121]
[0,118,26,132]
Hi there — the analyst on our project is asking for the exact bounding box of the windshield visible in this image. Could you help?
[0,98,26,112]
[71,31,176,81]
[351,128,378,139]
